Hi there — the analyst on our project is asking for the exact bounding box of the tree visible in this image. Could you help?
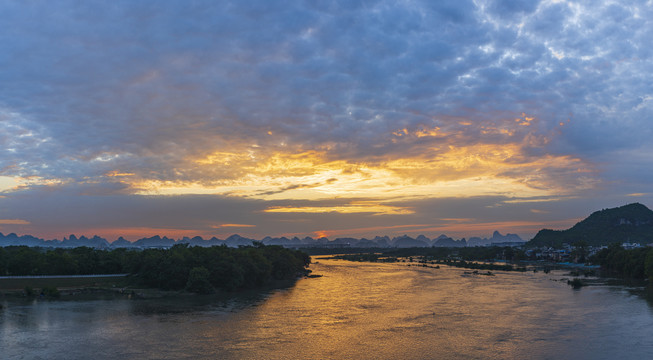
[645,248,653,281]
[186,266,214,294]
[571,240,589,263]
[504,247,515,260]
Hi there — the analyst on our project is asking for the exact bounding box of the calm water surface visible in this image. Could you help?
[2,258,653,359]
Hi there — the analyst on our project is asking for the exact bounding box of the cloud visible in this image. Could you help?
[627,193,649,197]
[1,0,652,239]
[529,209,549,214]
[1,180,650,241]
[0,219,30,225]
[264,202,414,215]
[211,224,256,229]
[486,0,540,18]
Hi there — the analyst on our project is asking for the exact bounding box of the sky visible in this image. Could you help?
[1,0,652,241]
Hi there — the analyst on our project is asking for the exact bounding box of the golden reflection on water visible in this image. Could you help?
[3,258,653,359]
[218,259,608,359]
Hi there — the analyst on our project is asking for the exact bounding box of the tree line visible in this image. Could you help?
[589,244,653,279]
[379,245,527,262]
[0,243,311,293]
[325,244,653,281]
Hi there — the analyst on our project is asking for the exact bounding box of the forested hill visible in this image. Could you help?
[528,203,653,248]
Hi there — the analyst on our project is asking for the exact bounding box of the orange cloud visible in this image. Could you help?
[264,202,414,215]
[530,209,550,214]
[211,224,256,229]
[123,116,596,207]
[0,219,30,225]
[105,171,135,177]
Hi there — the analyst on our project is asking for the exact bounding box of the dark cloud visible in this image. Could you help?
[1,0,652,238]
[5,182,648,241]
[0,184,267,237]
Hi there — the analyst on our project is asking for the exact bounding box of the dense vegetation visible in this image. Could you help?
[590,244,653,279]
[0,243,310,293]
[329,243,653,280]
[529,203,653,248]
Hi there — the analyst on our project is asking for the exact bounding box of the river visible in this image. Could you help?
[2,258,653,359]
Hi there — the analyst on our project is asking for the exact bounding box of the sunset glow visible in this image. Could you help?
[1,1,652,241]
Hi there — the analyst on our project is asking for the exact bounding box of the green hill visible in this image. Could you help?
[528,203,653,248]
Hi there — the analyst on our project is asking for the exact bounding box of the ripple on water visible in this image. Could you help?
[2,259,653,359]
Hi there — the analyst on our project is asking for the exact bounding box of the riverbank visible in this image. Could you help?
[0,274,129,291]
[0,273,315,302]
[0,274,148,300]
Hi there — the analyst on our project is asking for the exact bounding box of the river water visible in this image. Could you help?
[2,258,653,359]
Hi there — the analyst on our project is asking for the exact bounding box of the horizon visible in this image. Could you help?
[0,228,528,243]
[1,1,653,242]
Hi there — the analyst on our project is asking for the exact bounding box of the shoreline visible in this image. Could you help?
[0,273,309,302]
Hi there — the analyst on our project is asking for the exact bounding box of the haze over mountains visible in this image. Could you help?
[0,231,523,249]
[4,203,651,249]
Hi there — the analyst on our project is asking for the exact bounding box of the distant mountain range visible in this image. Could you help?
[7,203,650,250]
[528,203,653,247]
[0,231,524,249]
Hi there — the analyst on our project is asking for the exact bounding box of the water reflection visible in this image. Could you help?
[127,291,269,316]
[2,259,653,359]
[622,283,653,308]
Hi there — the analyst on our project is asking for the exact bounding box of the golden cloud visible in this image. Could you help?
[211,224,256,229]
[264,202,414,215]
[125,117,597,204]
[0,219,30,225]
[105,171,135,177]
